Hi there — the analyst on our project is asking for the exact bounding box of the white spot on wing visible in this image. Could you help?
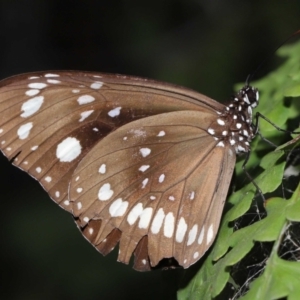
[21,96,44,118]
[28,82,47,89]
[45,176,52,182]
[109,198,129,217]
[77,187,83,193]
[139,165,150,172]
[198,226,205,244]
[138,207,153,229]
[176,217,188,243]
[141,178,149,189]
[189,191,195,200]
[55,191,60,198]
[108,107,121,117]
[17,122,33,139]
[207,224,214,245]
[139,148,151,157]
[217,119,225,126]
[47,79,61,84]
[90,81,103,89]
[56,137,82,162]
[151,208,165,234]
[99,164,106,174]
[45,73,60,77]
[164,212,175,238]
[193,252,199,259]
[187,224,198,246]
[158,174,165,183]
[98,183,114,201]
[216,141,225,147]
[77,95,95,105]
[79,110,94,122]
[31,145,38,151]
[157,130,165,137]
[208,128,215,135]
[36,167,42,173]
[127,203,143,225]
[25,89,40,96]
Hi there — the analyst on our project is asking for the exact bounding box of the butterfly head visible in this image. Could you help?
[239,85,259,108]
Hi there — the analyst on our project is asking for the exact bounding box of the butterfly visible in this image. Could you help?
[0,71,258,271]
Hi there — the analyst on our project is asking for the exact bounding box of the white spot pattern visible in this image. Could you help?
[79,110,94,122]
[25,89,40,96]
[127,203,143,225]
[99,164,106,174]
[198,226,205,244]
[109,198,129,217]
[176,217,188,243]
[56,137,82,162]
[47,79,61,84]
[207,224,214,245]
[187,224,198,246]
[17,122,33,139]
[151,208,165,234]
[90,81,103,89]
[164,212,175,238]
[77,95,95,105]
[141,178,149,189]
[139,148,151,157]
[98,183,114,201]
[157,130,165,137]
[45,73,60,77]
[138,207,153,229]
[28,82,47,89]
[45,176,52,182]
[139,165,150,172]
[158,174,165,183]
[189,191,195,200]
[21,96,44,118]
[108,107,121,117]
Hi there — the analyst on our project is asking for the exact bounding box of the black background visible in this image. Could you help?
[0,1,299,299]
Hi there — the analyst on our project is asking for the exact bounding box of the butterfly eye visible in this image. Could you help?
[0,71,257,271]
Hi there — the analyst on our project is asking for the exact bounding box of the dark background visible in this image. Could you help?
[0,1,299,299]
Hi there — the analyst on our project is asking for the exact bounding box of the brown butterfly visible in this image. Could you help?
[0,71,258,271]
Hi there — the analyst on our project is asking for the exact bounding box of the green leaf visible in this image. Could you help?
[178,40,300,300]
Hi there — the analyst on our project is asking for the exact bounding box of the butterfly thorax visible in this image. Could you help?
[207,85,259,154]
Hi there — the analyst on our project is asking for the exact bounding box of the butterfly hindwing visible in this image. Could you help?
[70,110,236,270]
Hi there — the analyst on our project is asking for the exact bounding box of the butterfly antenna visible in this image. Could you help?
[246,29,300,86]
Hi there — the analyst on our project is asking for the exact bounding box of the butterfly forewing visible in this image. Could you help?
[0,71,221,213]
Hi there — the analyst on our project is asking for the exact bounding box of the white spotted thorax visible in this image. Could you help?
[207,86,259,153]
[0,71,257,272]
